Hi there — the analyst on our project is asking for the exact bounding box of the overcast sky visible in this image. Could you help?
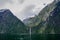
[0,0,54,21]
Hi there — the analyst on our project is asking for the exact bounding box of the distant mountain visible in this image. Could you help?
[23,0,60,34]
[0,9,27,34]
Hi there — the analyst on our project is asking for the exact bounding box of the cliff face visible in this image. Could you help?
[45,1,60,34]
[23,1,60,34]
[23,0,56,27]
[0,9,27,34]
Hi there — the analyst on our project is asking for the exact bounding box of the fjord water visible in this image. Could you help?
[0,33,60,40]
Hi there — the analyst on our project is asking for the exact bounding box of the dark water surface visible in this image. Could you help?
[0,33,60,40]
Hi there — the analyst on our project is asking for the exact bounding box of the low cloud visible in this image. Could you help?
[17,5,36,20]
[0,0,13,7]
[18,0,25,4]
[0,0,54,21]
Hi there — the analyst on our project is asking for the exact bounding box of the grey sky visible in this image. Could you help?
[0,0,54,21]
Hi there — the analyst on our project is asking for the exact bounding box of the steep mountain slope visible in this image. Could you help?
[23,0,60,34]
[23,0,56,27]
[0,9,27,34]
[44,1,60,34]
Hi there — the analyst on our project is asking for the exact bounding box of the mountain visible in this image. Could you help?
[23,0,60,34]
[0,9,27,34]
[23,0,56,27]
[44,1,60,34]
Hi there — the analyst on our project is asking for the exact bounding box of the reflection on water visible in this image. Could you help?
[0,33,60,40]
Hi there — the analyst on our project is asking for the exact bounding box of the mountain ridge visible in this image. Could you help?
[0,9,27,34]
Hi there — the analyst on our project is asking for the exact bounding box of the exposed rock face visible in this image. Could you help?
[23,1,60,34]
[45,1,60,34]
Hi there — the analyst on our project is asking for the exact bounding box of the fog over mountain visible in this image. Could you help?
[0,0,54,21]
